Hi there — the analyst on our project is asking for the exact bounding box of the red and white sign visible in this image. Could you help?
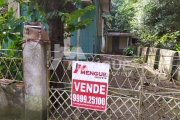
[71,61,110,111]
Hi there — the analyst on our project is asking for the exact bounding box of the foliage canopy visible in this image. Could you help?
[0,0,24,49]
[0,0,95,49]
[104,0,180,50]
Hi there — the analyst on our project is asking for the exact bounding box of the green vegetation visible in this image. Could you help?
[0,57,23,81]
[0,0,24,81]
[21,0,95,39]
[0,0,95,49]
[104,0,180,50]
[0,0,94,81]
[123,45,135,56]
[0,0,25,49]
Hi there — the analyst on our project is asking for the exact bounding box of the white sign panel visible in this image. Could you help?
[71,61,110,111]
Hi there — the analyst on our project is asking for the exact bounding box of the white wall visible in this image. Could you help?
[8,0,20,18]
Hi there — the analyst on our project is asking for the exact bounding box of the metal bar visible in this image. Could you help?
[46,48,51,119]
[138,67,144,120]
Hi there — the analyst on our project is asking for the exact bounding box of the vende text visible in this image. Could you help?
[74,82,105,95]
[73,80,107,95]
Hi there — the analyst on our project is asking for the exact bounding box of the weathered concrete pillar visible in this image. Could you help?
[23,41,49,120]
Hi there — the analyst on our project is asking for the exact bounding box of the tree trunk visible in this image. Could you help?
[47,17,64,47]
[47,17,64,83]
[48,17,65,109]
[36,0,65,112]
[35,0,75,116]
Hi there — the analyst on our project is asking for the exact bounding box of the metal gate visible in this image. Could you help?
[47,52,180,120]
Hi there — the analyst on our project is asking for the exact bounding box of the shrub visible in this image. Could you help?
[123,45,135,56]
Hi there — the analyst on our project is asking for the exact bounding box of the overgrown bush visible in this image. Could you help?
[123,45,135,56]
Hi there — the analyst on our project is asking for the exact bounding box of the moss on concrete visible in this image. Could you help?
[0,84,25,120]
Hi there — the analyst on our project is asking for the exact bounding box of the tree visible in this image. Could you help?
[25,0,94,46]
[20,0,95,112]
[103,0,124,30]
[103,0,135,32]
[131,0,180,49]
[103,0,180,50]
[114,0,135,32]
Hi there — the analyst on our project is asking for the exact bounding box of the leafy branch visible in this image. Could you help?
[0,0,25,49]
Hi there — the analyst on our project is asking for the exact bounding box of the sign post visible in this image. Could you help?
[71,61,110,111]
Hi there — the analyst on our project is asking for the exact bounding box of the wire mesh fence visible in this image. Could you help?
[141,94,180,120]
[47,52,143,120]
[47,52,180,120]
[0,49,23,82]
[141,54,180,120]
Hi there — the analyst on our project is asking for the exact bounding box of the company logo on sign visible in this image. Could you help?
[73,64,107,79]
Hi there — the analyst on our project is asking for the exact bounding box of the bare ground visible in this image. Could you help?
[49,54,180,120]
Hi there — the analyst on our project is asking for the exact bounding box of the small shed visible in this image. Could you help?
[104,31,138,54]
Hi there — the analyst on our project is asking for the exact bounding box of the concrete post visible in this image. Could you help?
[23,41,49,120]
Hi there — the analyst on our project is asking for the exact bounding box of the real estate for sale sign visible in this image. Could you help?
[71,61,110,111]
